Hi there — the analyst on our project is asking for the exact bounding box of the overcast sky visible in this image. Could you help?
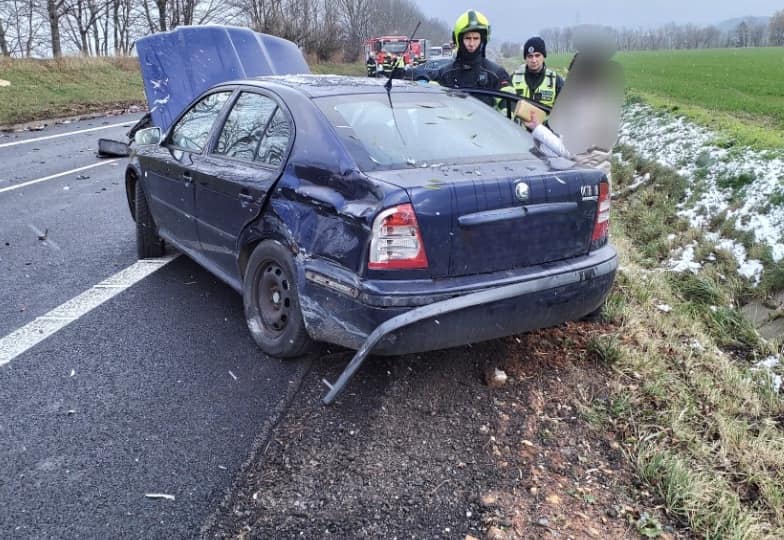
[413,0,781,43]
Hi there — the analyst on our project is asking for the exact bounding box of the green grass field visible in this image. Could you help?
[530,47,784,150]
[0,57,367,126]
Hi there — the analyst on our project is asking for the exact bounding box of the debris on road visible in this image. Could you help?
[228,370,237,381]
[145,493,175,501]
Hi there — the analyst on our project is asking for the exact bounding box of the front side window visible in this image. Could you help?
[316,91,537,171]
[170,91,231,152]
[214,92,277,161]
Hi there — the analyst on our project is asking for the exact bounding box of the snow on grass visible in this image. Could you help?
[619,103,784,285]
[754,355,782,394]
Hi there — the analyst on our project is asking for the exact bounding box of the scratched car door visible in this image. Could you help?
[143,91,231,252]
[194,90,291,280]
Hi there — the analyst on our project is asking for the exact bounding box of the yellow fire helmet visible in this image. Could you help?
[452,9,491,46]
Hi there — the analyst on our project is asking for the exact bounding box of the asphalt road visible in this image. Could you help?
[0,115,308,538]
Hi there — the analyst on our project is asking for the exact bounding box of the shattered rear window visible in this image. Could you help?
[315,92,537,172]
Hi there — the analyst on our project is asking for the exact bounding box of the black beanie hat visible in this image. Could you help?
[523,36,546,57]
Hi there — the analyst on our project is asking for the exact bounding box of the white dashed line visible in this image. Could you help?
[0,254,179,367]
[0,160,119,194]
[0,121,133,149]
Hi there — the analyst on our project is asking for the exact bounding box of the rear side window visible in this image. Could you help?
[214,92,277,161]
[170,91,231,152]
[256,108,290,167]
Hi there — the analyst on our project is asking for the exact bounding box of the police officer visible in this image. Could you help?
[433,9,513,107]
[512,36,564,108]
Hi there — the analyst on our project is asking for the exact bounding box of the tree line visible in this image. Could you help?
[500,11,784,57]
[0,0,450,59]
[3,0,782,61]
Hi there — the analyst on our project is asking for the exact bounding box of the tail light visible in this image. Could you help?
[591,179,610,247]
[368,203,429,270]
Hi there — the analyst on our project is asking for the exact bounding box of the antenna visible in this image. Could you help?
[385,21,421,94]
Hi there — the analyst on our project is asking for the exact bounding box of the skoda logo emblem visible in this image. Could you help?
[515,182,529,202]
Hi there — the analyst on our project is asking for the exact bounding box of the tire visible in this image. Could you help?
[134,181,165,259]
[243,240,312,358]
[581,304,605,323]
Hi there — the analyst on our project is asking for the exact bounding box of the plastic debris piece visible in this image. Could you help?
[145,493,175,500]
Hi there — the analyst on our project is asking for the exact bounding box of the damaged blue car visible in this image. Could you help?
[124,26,617,403]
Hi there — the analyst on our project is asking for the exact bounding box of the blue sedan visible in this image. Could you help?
[124,28,616,403]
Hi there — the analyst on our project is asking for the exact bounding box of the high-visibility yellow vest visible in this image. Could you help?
[512,67,558,108]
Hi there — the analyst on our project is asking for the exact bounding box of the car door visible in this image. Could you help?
[143,91,232,252]
[194,90,293,281]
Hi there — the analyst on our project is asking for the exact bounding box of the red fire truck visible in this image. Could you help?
[365,36,429,76]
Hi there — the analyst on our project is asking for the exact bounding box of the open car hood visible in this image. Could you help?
[134,25,310,133]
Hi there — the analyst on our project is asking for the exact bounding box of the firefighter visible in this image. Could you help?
[366,52,377,77]
[381,52,394,76]
[512,36,564,108]
[433,9,513,107]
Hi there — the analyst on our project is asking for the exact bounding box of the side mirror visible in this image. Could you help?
[134,127,161,146]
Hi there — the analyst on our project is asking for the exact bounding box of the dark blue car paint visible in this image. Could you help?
[127,73,617,402]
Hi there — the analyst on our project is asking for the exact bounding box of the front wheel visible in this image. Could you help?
[243,241,312,358]
[134,181,165,259]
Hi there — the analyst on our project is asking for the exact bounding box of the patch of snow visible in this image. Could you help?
[714,239,764,285]
[619,104,784,285]
[667,242,702,274]
[754,355,782,394]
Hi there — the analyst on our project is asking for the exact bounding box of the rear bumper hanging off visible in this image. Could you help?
[321,251,617,404]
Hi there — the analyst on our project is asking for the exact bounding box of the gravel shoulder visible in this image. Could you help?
[204,321,678,539]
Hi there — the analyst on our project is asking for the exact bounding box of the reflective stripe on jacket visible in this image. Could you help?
[512,67,558,108]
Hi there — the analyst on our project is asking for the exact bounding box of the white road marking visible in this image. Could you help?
[0,160,119,194]
[0,121,133,149]
[0,254,179,367]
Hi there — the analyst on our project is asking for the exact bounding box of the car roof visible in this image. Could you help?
[220,74,441,98]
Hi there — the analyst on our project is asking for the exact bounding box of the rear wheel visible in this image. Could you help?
[243,241,312,358]
[134,181,165,259]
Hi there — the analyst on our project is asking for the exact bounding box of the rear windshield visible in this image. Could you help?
[315,91,538,172]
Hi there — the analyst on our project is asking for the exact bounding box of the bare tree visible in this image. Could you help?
[0,4,12,55]
[735,21,749,47]
[768,10,784,45]
[61,0,109,54]
[44,0,68,56]
[337,0,371,62]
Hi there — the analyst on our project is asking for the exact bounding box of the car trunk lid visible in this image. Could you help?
[370,160,603,278]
